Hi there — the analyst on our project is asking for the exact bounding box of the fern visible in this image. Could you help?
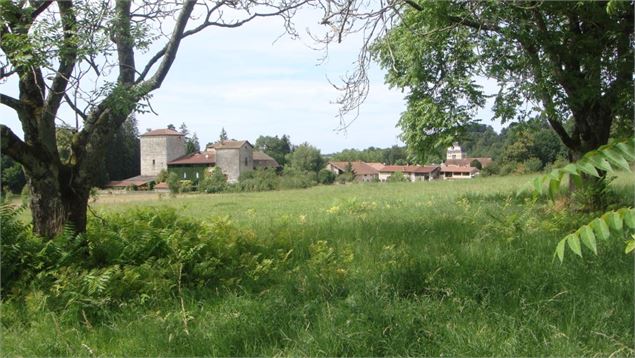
[522,138,635,261]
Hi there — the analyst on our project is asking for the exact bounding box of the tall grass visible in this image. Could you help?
[2,174,633,356]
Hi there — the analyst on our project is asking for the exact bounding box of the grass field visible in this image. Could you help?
[2,174,634,356]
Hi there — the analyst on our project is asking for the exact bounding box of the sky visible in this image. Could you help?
[0,5,502,154]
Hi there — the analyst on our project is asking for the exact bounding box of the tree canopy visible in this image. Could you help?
[319,1,633,160]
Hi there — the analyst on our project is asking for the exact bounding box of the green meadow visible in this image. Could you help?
[2,174,633,356]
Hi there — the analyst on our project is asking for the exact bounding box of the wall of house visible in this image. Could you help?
[216,145,253,183]
[140,136,185,176]
[168,164,211,183]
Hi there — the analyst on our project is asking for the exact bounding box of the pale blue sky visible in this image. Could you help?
[0,8,501,154]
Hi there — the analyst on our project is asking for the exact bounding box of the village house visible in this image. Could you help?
[439,165,480,179]
[444,142,493,168]
[326,161,380,182]
[107,128,279,188]
[378,165,441,182]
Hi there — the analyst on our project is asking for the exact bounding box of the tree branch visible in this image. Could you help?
[43,1,78,124]
[136,0,309,84]
[114,0,136,84]
[63,93,88,121]
[0,124,38,173]
[31,0,54,20]
[0,93,22,112]
[139,0,197,91]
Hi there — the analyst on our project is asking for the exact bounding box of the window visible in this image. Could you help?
[152,159,155,165]
[244,157,248,166]
[183,172,186,179]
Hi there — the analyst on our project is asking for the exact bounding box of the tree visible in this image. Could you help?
[1,154,26,194]
[255,135,292,166]
[0,0,306,237]
[103,115,140,183]
[319,1,633,161]
[286,143,324,173]
[219,127,228,142]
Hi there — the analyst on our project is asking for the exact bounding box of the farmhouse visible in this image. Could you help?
[326,161,380,182]
[107,128,279,188]
[378,165,441,182]
[444,142,493,168]
[167,140,279,183]
[439,165,479,179]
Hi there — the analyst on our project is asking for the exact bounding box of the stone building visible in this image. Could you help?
[447,142,465,160]
[140,128,186,176]
[166,139,279,184]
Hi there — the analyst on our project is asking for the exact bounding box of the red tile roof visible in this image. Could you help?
[380,165,440,174]
[212,140,253,149]
[154,182,169,190]
[366,162,385,170]
[168,152,216,165]
[328,161,379,176]
[106,175,156,188]
[253,151,280,167]
[445,157,493,167]
[140,128,184,137]
[440,165,479,174]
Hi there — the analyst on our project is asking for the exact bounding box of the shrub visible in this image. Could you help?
[199,167,227,193]
[523,157,543,173]
[387,171,408,182]
[470,159,483,170]
[155,169,169,183]
[318,169,336,184]
[167,172,180,194]
[179,180,194,193]
[480,162,499,177]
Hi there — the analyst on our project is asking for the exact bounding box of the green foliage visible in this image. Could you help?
[555,208,635,261]
[285,143,324,173]
[526,138,634,201]
[386,171,408,183]
[255,134,292,166]
[524,138,635,259]
[330,145,410,165]
[155,169,169,183]
[198,167,227,193]
[372,1,632,158]
[318,169,336,184]
[1,154,26,194]
[167,172,180,194]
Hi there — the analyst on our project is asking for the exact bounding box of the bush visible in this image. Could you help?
[199,167,227,193]
[239,168,279,192]
[155,169,169,183]
[167,172,180,194]
[522,157,543,173]
[480,162,499,177]
[318,169,336,185]
[179,180,194,193]
[387,171,408,182]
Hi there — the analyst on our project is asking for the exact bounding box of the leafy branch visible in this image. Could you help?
[521,137,635,261]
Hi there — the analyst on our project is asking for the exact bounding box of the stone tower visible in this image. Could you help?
[140,128,186,176]
[447,142,465,160]
[214,140,253,183]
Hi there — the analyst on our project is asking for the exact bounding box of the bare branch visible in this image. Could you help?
[63,93,88,121]
[0,93,22,112]
[136,0,309,84]
[0,124,38,173]
[31,0,54,20]
[43,1,78,124]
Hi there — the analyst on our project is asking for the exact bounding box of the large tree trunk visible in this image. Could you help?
[27,165,90,237]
